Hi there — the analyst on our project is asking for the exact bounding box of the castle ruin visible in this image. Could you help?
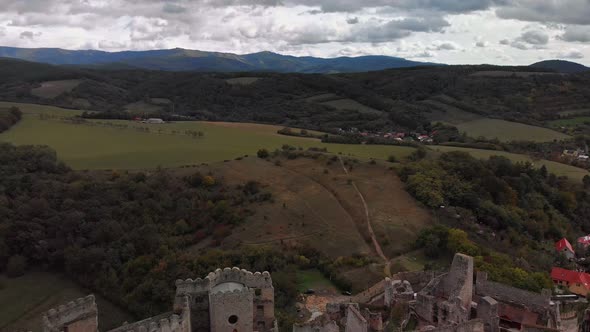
[41,255,584,332]
[41,267,277,332]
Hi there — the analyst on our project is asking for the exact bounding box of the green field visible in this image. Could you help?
[432,145,589,182]
[296,270,337,292]
[456,118,570,142]
[320,98,382,114]
[0,102,415,170]
[0,272,132,331]
[549,116,590,127]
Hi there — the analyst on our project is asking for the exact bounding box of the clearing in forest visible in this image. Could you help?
[30,79,82,99]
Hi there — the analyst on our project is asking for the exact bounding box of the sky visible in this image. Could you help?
[1,0,590,65]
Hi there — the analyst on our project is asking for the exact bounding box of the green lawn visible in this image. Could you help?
[456,118,570,142]
[0,102,415,170]
[0,272,133,332]
[432,145,589,183]
[549,116,590,127]
[296,270,337,292]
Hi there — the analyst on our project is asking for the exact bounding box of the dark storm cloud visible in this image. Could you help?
[163,3,187,14]
[495,0,590,25]
[346,17,359,25]
[559,26,590,42]
[518,30,548,45]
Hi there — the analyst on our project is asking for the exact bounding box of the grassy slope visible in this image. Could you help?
[456,118,570,142]
[0,102,415,170]
[549,116,590,127]
[30,80,82,99]
[432,145,589,182]
[0,272,133,332]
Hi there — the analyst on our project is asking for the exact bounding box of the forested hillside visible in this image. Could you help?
[1,58,589,135]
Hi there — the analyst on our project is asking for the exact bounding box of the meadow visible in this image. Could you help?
[0,102,415,170]
[549,116,590,127]
[432,145,590,182]
[455,118,570,142]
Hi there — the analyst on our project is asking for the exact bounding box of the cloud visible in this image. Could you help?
[495,0,590,26]
[429,41,458,50]
[346,17,359,24]
[556,48,585,59]
[19,30,41,40]
[476,41,488,47]
[518,30,549,45]
[559,25,590,43]
[163,3,187,14]
[499,39,510,45]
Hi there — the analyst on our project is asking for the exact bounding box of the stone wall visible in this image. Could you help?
[420,319,485,332]
[292,321,339,332]
[110,296,191,332]
[443,253,473,311]
[475,272,550,314]
[345,304,368,332]
[476,297,499,332]
[42,295,98,332]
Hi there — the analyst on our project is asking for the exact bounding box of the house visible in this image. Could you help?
[579,235,590,249]
[555,238,575,260]
[551,267,590,297]
[145,118,165,124]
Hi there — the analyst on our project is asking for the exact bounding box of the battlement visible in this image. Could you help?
[42,295,97,332]
[209,287,255,302]
[110,297,191,332]
[175,267,273,295]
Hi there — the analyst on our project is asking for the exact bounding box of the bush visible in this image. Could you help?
[387,155,398,163]
[257,149,270,159]
[6,255,27,278]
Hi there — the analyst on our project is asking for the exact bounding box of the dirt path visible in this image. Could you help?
[338,157,391,276]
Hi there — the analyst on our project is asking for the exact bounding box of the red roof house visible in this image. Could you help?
[578,235,590,248]
[551,267,590,296]
[555,238,575,259]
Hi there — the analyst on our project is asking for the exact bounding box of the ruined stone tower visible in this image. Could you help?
[41,267,277,332]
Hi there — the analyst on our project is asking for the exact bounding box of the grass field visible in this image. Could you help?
[296,270,337,292]
[432,145,589,182]
[320,98,382,114]
[456,118,570,142]
[0,102,415,170]
[30,80,82,99]
[549,116,590,127]
[0,272,133,332]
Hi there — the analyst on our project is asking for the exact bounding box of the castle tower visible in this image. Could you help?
[175,267,277,332]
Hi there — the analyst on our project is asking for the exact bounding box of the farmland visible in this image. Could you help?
[455,119,571,142]
[432,145,590,182]
[0,272,133,332]
[0,102,415,170]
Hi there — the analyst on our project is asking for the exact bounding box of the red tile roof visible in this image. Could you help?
[555,238,575,253]
[551,267,590,290]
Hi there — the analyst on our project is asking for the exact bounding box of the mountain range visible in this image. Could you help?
[0,46,439,73]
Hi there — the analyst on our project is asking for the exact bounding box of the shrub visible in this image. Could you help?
[257,149,270,158]
[6,255,27,278]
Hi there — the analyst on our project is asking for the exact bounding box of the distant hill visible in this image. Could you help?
[0,46,439,73]
[530,60,589,73]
